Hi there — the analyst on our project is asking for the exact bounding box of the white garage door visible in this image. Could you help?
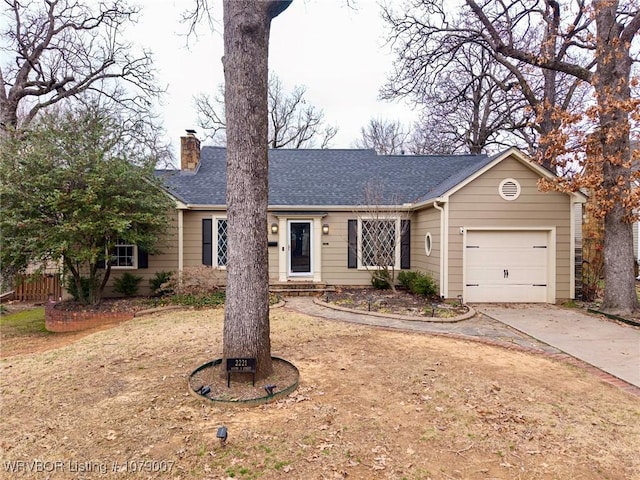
[465,230,549,303]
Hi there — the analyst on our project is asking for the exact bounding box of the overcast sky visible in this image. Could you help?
[133,0,418,163]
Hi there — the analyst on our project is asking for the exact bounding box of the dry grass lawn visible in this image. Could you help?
[1,306,639,480]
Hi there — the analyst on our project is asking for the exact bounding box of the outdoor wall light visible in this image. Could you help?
[271,223,278,234]
[322,224,330,235]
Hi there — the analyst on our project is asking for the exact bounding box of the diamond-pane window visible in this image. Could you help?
[361,219,396,268]
[217,219,228,266]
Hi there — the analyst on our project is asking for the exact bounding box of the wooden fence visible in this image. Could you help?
[13,274,63,302]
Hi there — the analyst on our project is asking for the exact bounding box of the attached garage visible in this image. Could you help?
[464,229,555,303]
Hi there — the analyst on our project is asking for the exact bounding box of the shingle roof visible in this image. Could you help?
[157,147,495,207]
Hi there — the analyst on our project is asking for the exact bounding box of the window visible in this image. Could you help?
[111,239,136,268]
[360,218,398,268]
[216,218,228,267]
[424,232,433,256]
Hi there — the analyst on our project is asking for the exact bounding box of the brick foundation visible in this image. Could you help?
[45,301,134,333]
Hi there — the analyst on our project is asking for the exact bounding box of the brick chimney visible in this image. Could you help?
[180,129,200,171]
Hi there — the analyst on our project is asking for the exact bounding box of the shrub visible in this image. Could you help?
[65,275,91,302]
[398,271,418,289]
[113,272,143,297]
[398,270,438,297]
[149,270,174,296]
[371,269,391,289]
[159,266,223,307]
[412,274,438,296]
[166,266,221,296]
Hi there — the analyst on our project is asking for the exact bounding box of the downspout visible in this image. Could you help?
[569,201,576,300]
[433,201,448,299]
[178,209,184,274]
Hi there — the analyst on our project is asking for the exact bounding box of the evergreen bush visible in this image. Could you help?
[113,272,142,297]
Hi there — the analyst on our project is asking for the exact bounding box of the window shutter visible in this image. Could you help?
[138,248,149,269]
[202,218,213,266]
[400,219,410,270]
[347,219,357,269]
[97,257,106,269]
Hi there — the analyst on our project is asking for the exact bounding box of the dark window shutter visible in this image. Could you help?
[202,218,213,266]
[97,257,106,269]
[347,219,357,269]
[138,248,149,269]
[400,219,410,270]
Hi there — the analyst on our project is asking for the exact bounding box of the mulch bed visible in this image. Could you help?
[52,297,156,313]
[325,287,468,318]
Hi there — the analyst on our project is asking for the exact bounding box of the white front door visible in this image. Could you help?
[288,221,313,276]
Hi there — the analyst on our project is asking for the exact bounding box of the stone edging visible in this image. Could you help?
[312,297,476,323]
[134,305,189,317]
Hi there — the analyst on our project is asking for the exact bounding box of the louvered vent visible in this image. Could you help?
[499,178,521,200]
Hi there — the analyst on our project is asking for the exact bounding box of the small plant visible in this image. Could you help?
[398,270,438,297]
[562,299,579,308]
[371,269,391,289]
[113,272,142,297]
[398,271,418,289]
[149,270,174,296]
[172,291,226,308]
[196,444,207,457]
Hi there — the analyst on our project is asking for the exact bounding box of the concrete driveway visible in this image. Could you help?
[476,304,640,388]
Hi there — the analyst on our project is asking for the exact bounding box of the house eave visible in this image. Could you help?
[411,197,448,210]
[182,204,227,210]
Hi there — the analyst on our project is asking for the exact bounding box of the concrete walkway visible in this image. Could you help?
[282,297,640,394]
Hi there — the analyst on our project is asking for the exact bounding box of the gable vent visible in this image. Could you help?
[499,178,521,201]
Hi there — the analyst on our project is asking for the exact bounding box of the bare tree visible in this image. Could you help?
[422,46,533,154]
[353,118,410,154]
[381,0,588,163]
[0,0,162,132]
[76,93,174,168]
[194,85,226,142]
[222,0,292,379]
[195,73,338,148]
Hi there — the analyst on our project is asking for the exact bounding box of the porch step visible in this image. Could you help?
[269,283,336,297]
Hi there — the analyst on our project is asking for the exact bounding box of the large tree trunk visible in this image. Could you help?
[595,0,639,316]
[537,1,560,171]
[221,0,290,379]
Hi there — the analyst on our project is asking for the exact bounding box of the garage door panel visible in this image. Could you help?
[466,266,547,285]
[465,230,550,303]
[465,284,548,303]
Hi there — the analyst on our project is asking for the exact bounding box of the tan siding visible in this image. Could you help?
[103,209,180,297]
[320,212,378,285]
[412,207,441,283]
[182,210,227,285]
[447,156,573,301]
[267,213,280,281]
